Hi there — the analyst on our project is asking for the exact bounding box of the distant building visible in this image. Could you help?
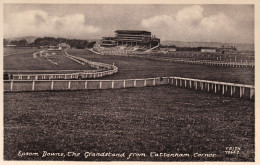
[176,47,200,52]
[160,45,177,52]
[59,43,70,49]
[218,46,237,54]
[5,44,17,47]
[48,45,61,51]
[199,47,217,53]
[39,45,48,49]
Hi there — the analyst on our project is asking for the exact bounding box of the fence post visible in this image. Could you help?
[112,81,114,89]
[68,81,71,89]
[240,87,242,98]
[100,81,102,89]
[51,81,54,90]
[250,88,254,99]
[85,81,88,89]
[10,80,13,91]
[144,79,147,86]
[32,81,35,91]
[153,78,156,86]
[123,80,126,88]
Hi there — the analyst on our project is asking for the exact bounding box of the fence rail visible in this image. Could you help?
[168,77,254,99]
[4,76,254,99]
[167,59,255,68]
[4,77,167,92]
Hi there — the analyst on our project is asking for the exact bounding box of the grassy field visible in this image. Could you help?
[4,48,94,71]
[68,49,254,85]
[4,86,254,161]
[4,47,39,56]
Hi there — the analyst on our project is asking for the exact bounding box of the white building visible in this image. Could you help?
[200,47,217,53]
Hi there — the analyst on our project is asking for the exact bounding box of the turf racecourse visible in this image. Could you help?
[4,48,254,161]
[67,49,254,85]
[4,49,94,71]
[4,86,254,161]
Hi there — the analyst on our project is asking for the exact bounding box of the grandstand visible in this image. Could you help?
[96,30,160,54]
[100,37,117,47]
[115,30,160,48]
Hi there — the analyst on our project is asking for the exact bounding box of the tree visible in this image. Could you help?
[31,37,91,49]
[3,39,9,46]
[18,39,27,46]
[88,41,96,48]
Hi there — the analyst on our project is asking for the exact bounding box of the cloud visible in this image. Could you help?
[176,5,203,23]
[140,5,237,42]
[4,10,101,38]
[141,15,173,27]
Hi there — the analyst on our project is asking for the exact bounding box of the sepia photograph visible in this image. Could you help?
[2,0,257,163]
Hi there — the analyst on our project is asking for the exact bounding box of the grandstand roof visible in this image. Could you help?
[102,37,116,40]
[115,30,151,35]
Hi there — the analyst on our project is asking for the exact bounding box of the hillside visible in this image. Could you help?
[6,36,38,43]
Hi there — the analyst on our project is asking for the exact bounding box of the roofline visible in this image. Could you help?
[102,37,116,38]
[115,30,151,33]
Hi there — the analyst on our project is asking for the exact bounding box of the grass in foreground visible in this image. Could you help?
[4,86,254,161]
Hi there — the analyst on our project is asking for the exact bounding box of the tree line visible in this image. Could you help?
[4,37,96,49]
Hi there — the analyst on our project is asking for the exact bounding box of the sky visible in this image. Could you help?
[4,4,254,43]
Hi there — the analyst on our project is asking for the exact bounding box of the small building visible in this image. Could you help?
[59,43,70,49]
[39,45,48,49]
[218,46,237,54]
[48,45,61,51]
[160,45,177,52]
[199,47,217,53]
[5,44,17,47]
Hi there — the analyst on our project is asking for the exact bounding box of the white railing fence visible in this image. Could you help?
[4,76,254,99]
